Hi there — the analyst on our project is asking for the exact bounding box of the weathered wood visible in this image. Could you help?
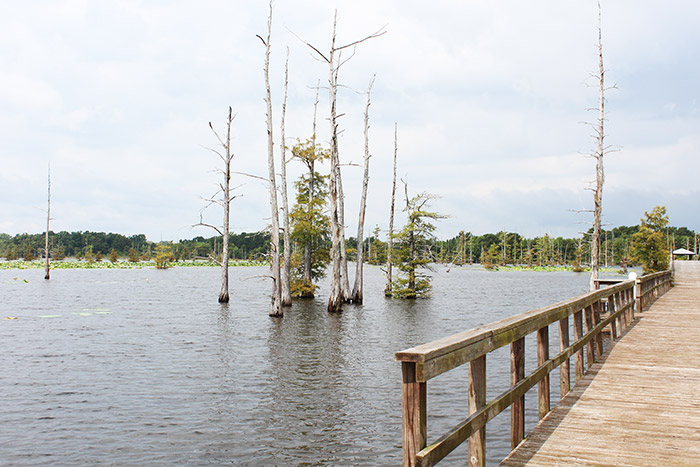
[558,317,570,398]
[468,355,486,467]
[592,301,604,357]
[537,326,550,419]
[402,362,426,467]
[583,305,595,368]
[511,338,525,449]
[502,265,696,466]
[397,271,674,467]
[573,310,584,381]
[607,296,618,339]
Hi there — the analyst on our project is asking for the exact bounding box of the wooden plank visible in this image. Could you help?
[468,355,485,467]
[511,337,525,449]
[401,362,425,467]
[558,316,570,398]
[503,265,697,466]
[537,326,550,419]
[573,310,584,381]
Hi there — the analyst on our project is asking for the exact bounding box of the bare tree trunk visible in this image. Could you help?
[44,165,51,280]
[260,2,282,316]
[351,75,375,304]
[326,14,344,312]
[301,10,384,312]
[385,123,398,296]
[195,107,236,302]
[590,0,605,292]
[280,48,292,307]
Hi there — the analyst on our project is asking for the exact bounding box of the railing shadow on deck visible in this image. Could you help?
[395,269,673,467]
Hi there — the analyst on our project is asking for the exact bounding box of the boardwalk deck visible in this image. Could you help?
[501,261,700,466]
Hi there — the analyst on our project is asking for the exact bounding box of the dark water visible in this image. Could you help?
[1,265,604,466]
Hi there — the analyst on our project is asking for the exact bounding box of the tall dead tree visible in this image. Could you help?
[589,0,610,291]
[279,47,292,307]
[44,165,51,280]
[304,82,321,283]
[385,123,398,296]
[350,75,375,304]
[195,107,236,303]
[258,2,282,316]
[302,11,385,312]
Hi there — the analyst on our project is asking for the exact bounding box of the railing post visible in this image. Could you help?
[468,355,486,467]
[510,337,525,449]
[592,301,604,358]
[537,326,550,419]
[401,362,426,467]
[574,309,584,380]
[607,295,618,339]
[559,316,570,398]
[629,272,640,314]
[584,305,596,367]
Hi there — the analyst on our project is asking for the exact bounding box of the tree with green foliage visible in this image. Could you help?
[632,206,670,274]
[154,244,174,269]
[289,161,331,298]
[392,189,444,299]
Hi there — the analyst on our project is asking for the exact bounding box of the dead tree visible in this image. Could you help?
[195,107,236,303]
[258,2,282,316]
[279,47,292,307]
[44,165,51,280]
[589,0,611,291]
[351,75,375,304]
[302,11,385,312]
[385,123,398,296]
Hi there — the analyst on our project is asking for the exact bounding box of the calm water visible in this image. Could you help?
[1,265,607,466]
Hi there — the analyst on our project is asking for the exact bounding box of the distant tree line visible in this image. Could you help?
[2,219,695,271]
[0,231,270,262]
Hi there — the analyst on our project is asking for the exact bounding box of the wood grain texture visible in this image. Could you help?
[502,263,700,466]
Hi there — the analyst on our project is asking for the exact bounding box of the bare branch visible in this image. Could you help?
[335,26,387,52]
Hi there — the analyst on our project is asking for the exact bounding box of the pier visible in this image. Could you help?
[395,263,699,466]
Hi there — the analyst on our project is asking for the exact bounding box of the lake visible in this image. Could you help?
[1,264,612,465]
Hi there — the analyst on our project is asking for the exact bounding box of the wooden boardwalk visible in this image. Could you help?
[502,261,700,466]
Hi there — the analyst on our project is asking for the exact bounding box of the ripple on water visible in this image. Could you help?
[0,265,593,465]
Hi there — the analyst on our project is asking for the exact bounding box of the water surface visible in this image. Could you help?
[1,265,604,465]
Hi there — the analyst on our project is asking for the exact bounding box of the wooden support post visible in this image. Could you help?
[584,305,595,367]
[592,302,603,358]
[627,287,634,322]
[574,310,584,380]
[559,316,570,398]
[608,295,618,339]
[618,291,626,330]
[510,337,525,449]
[468,355,486,467]
[537,326,550,419]
[401,362,426,467]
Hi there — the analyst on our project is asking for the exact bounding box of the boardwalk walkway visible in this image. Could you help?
[502,261,700,466]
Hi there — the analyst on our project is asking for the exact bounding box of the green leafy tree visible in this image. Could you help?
[632,206,670,274]
[392,190,444,299]
[482,243,500,270]
[289,170,330,298]
[289,137,331,298]
[154,244,174,269]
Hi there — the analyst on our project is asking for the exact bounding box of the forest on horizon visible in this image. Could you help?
[2,222,696,268]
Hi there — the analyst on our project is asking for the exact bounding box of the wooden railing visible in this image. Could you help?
[395,270,673,467]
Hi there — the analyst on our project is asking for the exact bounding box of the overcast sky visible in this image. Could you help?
[1,1,698,242]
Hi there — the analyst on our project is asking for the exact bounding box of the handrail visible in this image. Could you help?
[396,270,672,467]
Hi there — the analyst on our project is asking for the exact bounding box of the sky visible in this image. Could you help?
[1,1,698,242]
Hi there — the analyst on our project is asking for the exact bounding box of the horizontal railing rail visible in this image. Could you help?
[396,270,672,467]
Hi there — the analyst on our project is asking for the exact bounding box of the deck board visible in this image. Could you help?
[501,262,700,466]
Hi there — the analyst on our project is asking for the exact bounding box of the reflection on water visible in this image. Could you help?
[0,265,599,465]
